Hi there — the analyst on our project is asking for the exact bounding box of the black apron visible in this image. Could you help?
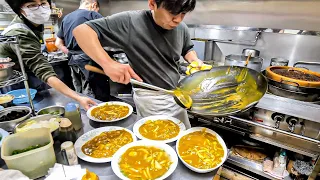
[68,50,91,80]
[68,50,110,101]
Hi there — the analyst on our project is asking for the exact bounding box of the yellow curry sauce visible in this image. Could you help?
[173,89,193,109]
[139,120,180,140]
[119,146,172,180]
[91,104,129,121]
[187,67,263,114]
[81,130,133,158]
[178,130,224,169]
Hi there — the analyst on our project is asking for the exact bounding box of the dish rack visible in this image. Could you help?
[0,35,35,114]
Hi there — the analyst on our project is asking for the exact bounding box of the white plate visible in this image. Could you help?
[111,140,178,180]
[133,115,186,144]
[86,102,133,123]
[0,128,9,148]
[176,127,228,173]
[74,126,137,163]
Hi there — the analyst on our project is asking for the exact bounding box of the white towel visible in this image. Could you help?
[0,169,30,180]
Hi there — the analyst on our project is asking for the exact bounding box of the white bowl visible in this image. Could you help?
[74,126,137,163]
[111,140,178,180]
[133,115,186,144]
[176,127,228,173]
[86,101,133,123]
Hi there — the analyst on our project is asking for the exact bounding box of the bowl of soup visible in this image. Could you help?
[111,140,178,180]
[176,127,227,173]
[133,115,186,144]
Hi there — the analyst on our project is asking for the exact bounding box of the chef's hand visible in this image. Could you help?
[186,60,212,75]
[190,59,204,68]
[102,61,143,84]
[77,96,97,111]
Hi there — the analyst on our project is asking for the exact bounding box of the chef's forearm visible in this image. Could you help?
[73,24,114,69]
[46,76,81,102]
[184,50,202,64]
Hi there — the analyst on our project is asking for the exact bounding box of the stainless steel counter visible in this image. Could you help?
[32,89,217,180]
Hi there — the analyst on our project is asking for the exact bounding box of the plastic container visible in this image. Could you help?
[45,38,58,52]
[64,103,82,131]
[1,128,56,179]
[6,89,37,104]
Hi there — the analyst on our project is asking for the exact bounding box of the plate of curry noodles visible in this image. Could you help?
[86,102,133,122]
[74,126,136,163]
[176,127,227,173]
[133,115,186,144]
[111,140,178,180]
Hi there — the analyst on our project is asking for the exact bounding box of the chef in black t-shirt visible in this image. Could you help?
[73,0,203,129]
[55,0,107,99]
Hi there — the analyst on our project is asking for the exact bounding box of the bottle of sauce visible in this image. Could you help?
[64,103,82,131]
[273,149,287,176]
[58,118,77,143]
[61,141,78,166]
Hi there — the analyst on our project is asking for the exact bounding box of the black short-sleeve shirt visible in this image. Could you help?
[86,10,194,89]
[57,9,103,51]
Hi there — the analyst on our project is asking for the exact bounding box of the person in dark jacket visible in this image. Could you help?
[55,0,109,100]
[0,0,96,110]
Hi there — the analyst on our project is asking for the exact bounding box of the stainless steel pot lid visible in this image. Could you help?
[225,55,263,64]
[242,49,260,57]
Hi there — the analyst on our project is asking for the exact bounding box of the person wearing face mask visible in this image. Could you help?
[73,0,204,128]
[0,0,96,110]
[55,0,105,99]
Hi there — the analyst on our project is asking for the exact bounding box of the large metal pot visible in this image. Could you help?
[0,106,32,131]
[225,55,263,72]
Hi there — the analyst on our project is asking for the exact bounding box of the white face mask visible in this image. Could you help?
[21,6,51,25]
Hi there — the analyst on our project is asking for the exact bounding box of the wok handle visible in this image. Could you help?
[85,65,106,75]
[85,64,172,93]
[129,79,172,94]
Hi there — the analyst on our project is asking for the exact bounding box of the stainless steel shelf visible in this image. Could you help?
[250,134,319,158]
[0,36,35,114]
[256,93,320,123]
[0,70,25,88]
[227,154,278,180]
